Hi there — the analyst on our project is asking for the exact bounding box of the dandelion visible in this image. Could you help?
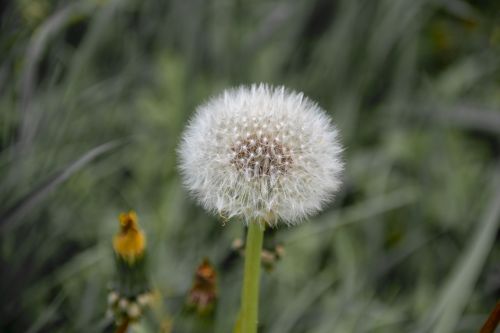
[113,211,146,264]
[108,211,151,329]
[178,84,343,333]
[178,84,342,226]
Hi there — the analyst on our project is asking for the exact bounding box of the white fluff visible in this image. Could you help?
[178,84,343,226]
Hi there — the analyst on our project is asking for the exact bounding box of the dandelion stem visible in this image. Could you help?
[240,221,264,333]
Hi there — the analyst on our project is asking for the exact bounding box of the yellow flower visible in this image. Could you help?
[113,211,146,263]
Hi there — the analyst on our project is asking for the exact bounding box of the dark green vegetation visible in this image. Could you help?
[1,0,500,332]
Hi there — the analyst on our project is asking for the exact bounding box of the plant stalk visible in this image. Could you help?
[240,221,264,333]
[480,301,500,333]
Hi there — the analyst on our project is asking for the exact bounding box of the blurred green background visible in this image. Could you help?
[1,0,500,332]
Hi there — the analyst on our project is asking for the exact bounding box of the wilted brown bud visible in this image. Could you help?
[186,258,217,315]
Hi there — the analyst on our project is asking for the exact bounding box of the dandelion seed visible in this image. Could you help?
[108,291,119,305]
[127,302,142,320]
[178,84,343,225]
[119,298,129,310]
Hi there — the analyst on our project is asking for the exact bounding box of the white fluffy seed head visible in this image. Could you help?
[178,84,343,226]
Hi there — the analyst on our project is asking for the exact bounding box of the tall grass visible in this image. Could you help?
[1,0,499,332]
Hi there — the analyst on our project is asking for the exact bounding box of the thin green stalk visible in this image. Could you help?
[240,221,264,333]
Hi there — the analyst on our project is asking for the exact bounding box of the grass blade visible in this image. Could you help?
[0,140,124,231]
[418,168,500,333]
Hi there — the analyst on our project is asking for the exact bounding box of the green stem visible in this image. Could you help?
[240,221,264,333]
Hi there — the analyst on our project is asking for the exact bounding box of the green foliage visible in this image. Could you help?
[1,0,499,332]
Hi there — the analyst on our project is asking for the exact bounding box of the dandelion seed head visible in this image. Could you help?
[178,84,343,225]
